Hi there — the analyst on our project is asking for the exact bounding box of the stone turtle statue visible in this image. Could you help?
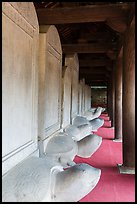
[89,118,104,132]
[44,132,78,168]
[83,107,103,120]
[2,156,101,202]
[72,115,104,133]
[64,125,102,158]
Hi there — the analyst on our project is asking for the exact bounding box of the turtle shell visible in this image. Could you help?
[45,132,75,154]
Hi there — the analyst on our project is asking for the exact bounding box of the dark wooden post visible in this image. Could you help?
[107,77,112,121]
[114,49,123,141]
[111,64,115,127]
[108,64,115,127]
[118,17,135,174]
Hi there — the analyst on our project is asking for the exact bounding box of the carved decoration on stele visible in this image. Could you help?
[2,2,39,175]
[78,81,83,115]
[38,25,62,142]
[70,53,79,123]
[61,56,72,129]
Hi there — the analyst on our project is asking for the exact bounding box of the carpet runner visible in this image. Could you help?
[74,114,135,202]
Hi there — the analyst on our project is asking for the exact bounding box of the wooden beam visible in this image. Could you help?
[80,69,109,75]
[106,18,127,33]
[88,82,108,86]
[80,66,107,70]
[85,79,108,85]
[86,79,107,81]
[106,66,112,71]
[89,80,108,83]
[36,4,129,25]
[80,74,107,80]
[78,32,113,42]
[79,59,111,67]
[106,50,117,60]
[88,81,107,85]
[62,43,113,53]
[80,75,110,80]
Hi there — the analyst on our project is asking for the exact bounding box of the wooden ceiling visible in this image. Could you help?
[34,2,134,86]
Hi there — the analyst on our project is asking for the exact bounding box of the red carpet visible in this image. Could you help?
[99,115,110,121]
[100,113,108,117]
[93,127,114,139]
[99,114,111,127]
[74,114,135,202]
[103,120,111,127]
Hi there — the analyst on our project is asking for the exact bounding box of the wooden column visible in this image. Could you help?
[107,65,115,127]
[106,85,109,113]
[111,64,115,127]
[114,49,123,141]
[107,81,112,118]
[118,17,135,174]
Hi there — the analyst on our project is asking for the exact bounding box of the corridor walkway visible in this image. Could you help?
[74,113,135,202]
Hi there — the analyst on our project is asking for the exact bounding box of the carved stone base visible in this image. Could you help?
[84,107,103,121]
[77,134,102,158]
[113,138,122,142]
[117,164,135,174]
[89,118,104,132]
[65,123,92,141]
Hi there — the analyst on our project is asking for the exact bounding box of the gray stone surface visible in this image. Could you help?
[72,116,90,127]
[90,107,106,113]
[64,125,102,158]
[90,107,97,113]
[2,156,101,202]
[101,108,106,113]
[64,125,82,141]
[117,164,135,174]
[89,118,104,131]
[77,134,102,158]
[84,107,103,120]
[78,82,83,115]
[78,79,86,116]
[53,163,101,202]
[38,25,62,140]
[70,54,79,122]
[73,109,104,133]
[44,132,78,168]
[84,85,91,112]
[78,124,93,140]
[64,124,92,141]
[61,61,72,129]
[2,2,39,175]
[2,156,63,202]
